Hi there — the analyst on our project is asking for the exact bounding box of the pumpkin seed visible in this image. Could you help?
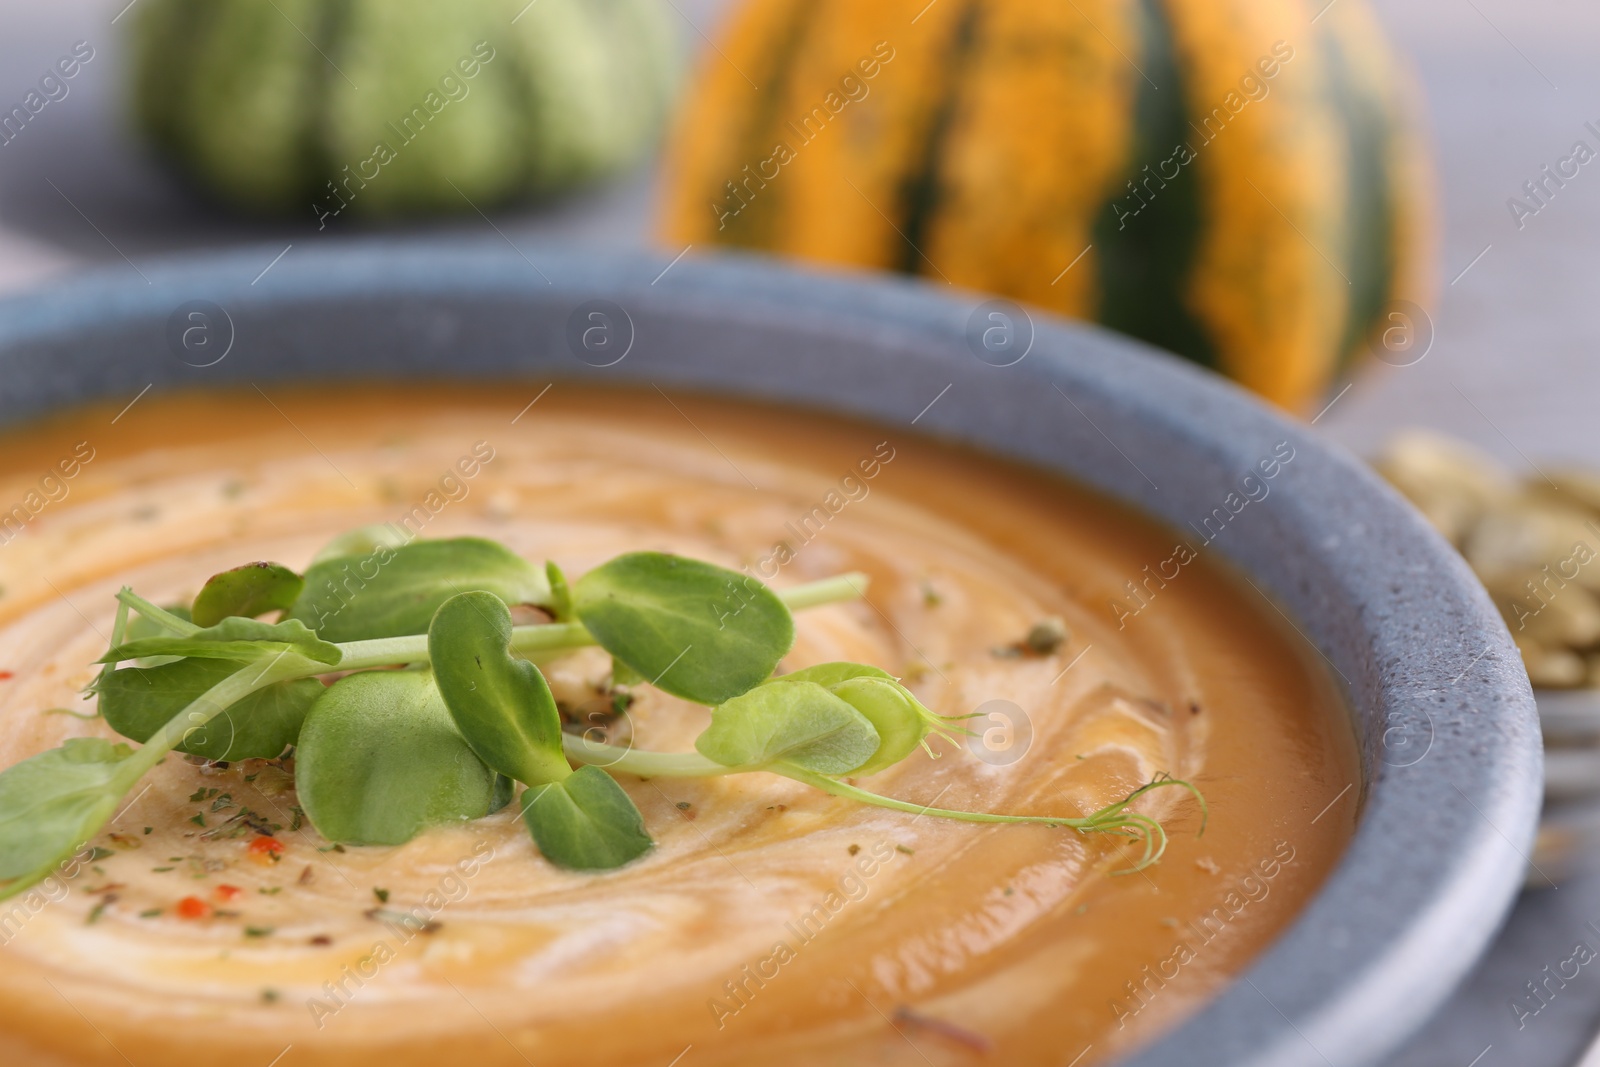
[1488,574,1600,648]
[1516,637,1588,689]
[1375,431,1514,546]
[1378,432,1600,694]
[1465,500,1597,585]
[1529,468,1600,517]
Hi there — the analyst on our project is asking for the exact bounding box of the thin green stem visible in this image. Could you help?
[776,766,1200,874]
[776,764,1085,826]
[1118,775,1209,836]
[327,574,867,673]
[41,708,100,721]
[780,572,870,611]
[115,589,199,636]
[562,736,736,778]
[115,653,320,786]
[563,744,1188,871]
[510,622,597,656]
[563,739,1201,873]
[91,600,131,697]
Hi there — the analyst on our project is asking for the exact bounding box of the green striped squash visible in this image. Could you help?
[661,0,1432,412]
[131,0,680,220]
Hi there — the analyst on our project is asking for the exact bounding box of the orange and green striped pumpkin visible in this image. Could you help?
[660,0,1432,412]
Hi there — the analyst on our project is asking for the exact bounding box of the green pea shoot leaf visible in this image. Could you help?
[191,562,304,627]
[125,603,192,641]
[429,591,571,787]
[0,738,133,887]
[288,537,551,642]
[95,658,322,761]
[122,602,193,668]
[779,663,940,775]
[572,552,793,705]
[98,616,341,666]
[695,679,880,775]
[522,765,653,871]
[780,662,894,687]
[121,593,197,637]
[828,677,931,775]
[295,670,506,847]
[309,523,411,566]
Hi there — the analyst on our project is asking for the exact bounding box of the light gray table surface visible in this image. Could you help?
[1,1,1598,1065]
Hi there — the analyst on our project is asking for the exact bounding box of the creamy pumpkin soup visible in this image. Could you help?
[0,386,1356,1066]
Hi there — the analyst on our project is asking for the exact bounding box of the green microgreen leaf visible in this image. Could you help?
[0,738,133,884]
[287,537,551,642]
[428,591,571,788]
[695,680,880,775]
[572,552,794,705]
[124,603,192,641]
[191,562,304,627]
[521,765,652,871]
[95,658,321,761]
[98,616,341,666]
[294,670,505,847]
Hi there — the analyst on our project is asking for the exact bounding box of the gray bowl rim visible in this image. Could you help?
[0,237,1541,1067]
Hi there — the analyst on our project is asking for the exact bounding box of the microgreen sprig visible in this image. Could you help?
[0,530,1204,900]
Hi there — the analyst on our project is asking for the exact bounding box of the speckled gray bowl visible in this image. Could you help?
[0,239,1541,1067]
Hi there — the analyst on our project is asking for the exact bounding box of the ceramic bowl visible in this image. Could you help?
[0,239,1541,1067]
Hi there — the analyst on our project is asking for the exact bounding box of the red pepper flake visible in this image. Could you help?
[175,896,213,920]
[0,671,15,681]
[246,836,285,865]
[214,884,244,903]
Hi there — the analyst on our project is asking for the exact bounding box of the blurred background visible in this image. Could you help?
[1,0,1599,1062]
[0,0,1594,463]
